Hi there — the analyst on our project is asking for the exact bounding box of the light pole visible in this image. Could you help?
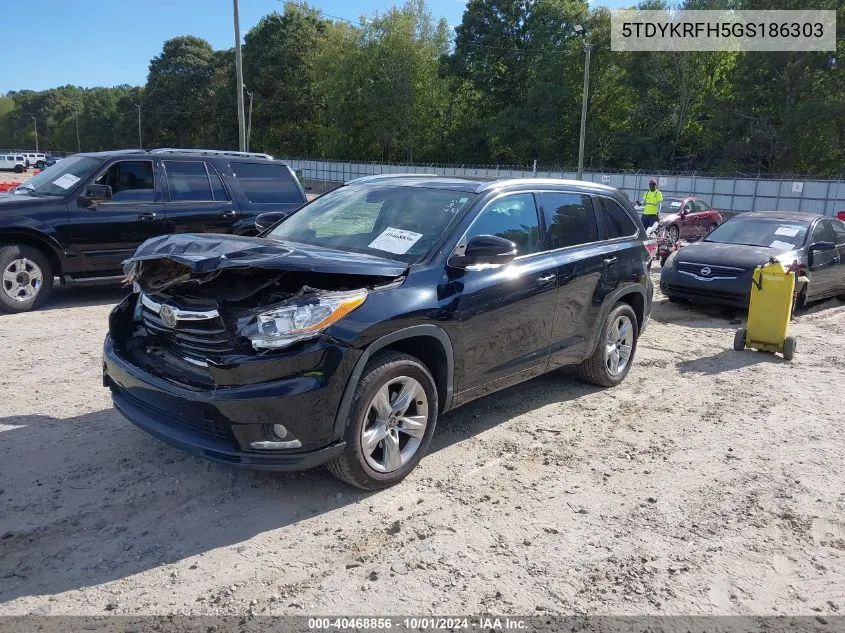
[31,116,38,152]
[574,24,592,181]
[233,0,247,152]
[75,112,81,152]
[245,87,254,152]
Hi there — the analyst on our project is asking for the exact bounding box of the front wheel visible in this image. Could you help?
[35,161,45,170]
[578,303,639,387]
[668,225,680,242]
[0,245,53,313]
[328,351,438,490]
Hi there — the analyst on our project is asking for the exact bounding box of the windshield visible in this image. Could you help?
[704,217,809,249]
[12,155,102,197]
[266,184,477,263]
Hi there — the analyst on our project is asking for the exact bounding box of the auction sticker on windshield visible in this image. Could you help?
[775,225,801,237]
[368,227,423,255]
[52,173,81,189]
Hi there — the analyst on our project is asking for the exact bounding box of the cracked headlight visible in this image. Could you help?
[240,289,367,350]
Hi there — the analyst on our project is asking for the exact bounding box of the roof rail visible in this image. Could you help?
[344,173,439,185]
[148,148,275,160]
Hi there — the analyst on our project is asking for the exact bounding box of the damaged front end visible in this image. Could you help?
[113,234,406,376]
[102,234,406,465]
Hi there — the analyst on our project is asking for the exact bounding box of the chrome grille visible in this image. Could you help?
[139,293,235,359]
[676,262,745,280]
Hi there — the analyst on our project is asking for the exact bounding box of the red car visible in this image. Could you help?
[659,197,723,242]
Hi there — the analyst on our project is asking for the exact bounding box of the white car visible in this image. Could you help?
[0,154,26,173]
[22,152,46,169]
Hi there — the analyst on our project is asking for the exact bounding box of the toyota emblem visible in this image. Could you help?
[700,266,711,276]
[159,304,178,328]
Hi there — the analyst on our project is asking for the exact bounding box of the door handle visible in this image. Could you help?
[220,210,237,218]
[138,211,157,221]
[536,274,556,283]
[603,256,618,266]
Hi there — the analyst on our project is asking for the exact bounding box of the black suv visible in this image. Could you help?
[103,176,653,489]
[0,148,306,312]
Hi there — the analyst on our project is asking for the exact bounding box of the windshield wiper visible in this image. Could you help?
[11,185,36,195]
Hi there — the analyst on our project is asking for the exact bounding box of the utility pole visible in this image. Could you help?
[75,112,81,152]
[133,102,142,149]
[246,88,254,152]
[577,41,592,180]
[233,0,246,152]
[32,116,38,152]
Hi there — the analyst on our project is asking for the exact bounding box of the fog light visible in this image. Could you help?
[249,424,302,451]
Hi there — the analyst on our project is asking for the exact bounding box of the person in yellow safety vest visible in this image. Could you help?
[641,179,663,229]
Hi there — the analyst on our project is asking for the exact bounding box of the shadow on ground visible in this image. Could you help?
[0,369,596,604]
[40,284,129,311]
[676,348,785,374]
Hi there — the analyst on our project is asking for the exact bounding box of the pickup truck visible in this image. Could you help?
[0,148,307,312]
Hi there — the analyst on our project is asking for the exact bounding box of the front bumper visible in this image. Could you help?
[103,335,355,471]
[660,268,750,308]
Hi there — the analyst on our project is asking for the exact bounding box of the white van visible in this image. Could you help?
[0,155,26,173]
[22,152,46,169]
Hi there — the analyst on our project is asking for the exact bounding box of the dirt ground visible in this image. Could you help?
[1,274,844,617]
[0,168,37,185]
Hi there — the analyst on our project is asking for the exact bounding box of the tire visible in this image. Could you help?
[667,295,685,303]
[13,165,24,174]
[668,225,680,242]
[0,245,54,313]
[577,303,639,388]
[35,161,45,170]
[659,254,668,267]
[783,336,797,361]
[733,328,746,351]
[327,350,438,490]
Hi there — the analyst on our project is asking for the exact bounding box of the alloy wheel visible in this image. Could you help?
[361,376,429,473]
[2,258,43,302]
[604,315,634,376]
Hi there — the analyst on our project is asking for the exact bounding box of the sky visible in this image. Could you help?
[3,0,628,94]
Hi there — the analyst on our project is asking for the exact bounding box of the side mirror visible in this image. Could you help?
[254,211,291,233]
[809,241,835,252]
[451,235,517,268]
[78,184,112,207]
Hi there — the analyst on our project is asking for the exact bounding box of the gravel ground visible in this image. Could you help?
[1,276,844,617]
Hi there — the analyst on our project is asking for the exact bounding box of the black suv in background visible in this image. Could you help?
[0,149,307,312]
[103,176,653,489]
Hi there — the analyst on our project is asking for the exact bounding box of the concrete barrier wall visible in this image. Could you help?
[288,159,845,216]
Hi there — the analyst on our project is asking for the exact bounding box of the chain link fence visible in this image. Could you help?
[285,159,845,217]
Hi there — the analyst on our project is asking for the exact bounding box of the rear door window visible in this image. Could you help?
[596,196,638,239]
[539,192,599,249]
[230,163,301,204]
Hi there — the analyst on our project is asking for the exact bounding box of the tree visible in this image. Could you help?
[144,36,217,147]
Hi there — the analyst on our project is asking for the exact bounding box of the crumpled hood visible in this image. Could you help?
[125,233,409,278]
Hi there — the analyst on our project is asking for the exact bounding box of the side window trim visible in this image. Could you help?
[456,191,545,260]
[536,189,602,253]
[205,161,232,203]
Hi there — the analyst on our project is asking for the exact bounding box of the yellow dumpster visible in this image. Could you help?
[733,259,798,360]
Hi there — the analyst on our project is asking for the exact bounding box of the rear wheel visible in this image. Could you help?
[733,328,746,352]
[578,303,639,388]
[783,336,797,361]
[328,351,438,490]
[0,245,53,313]
[13,165,24,174]
[35,160,45,170]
